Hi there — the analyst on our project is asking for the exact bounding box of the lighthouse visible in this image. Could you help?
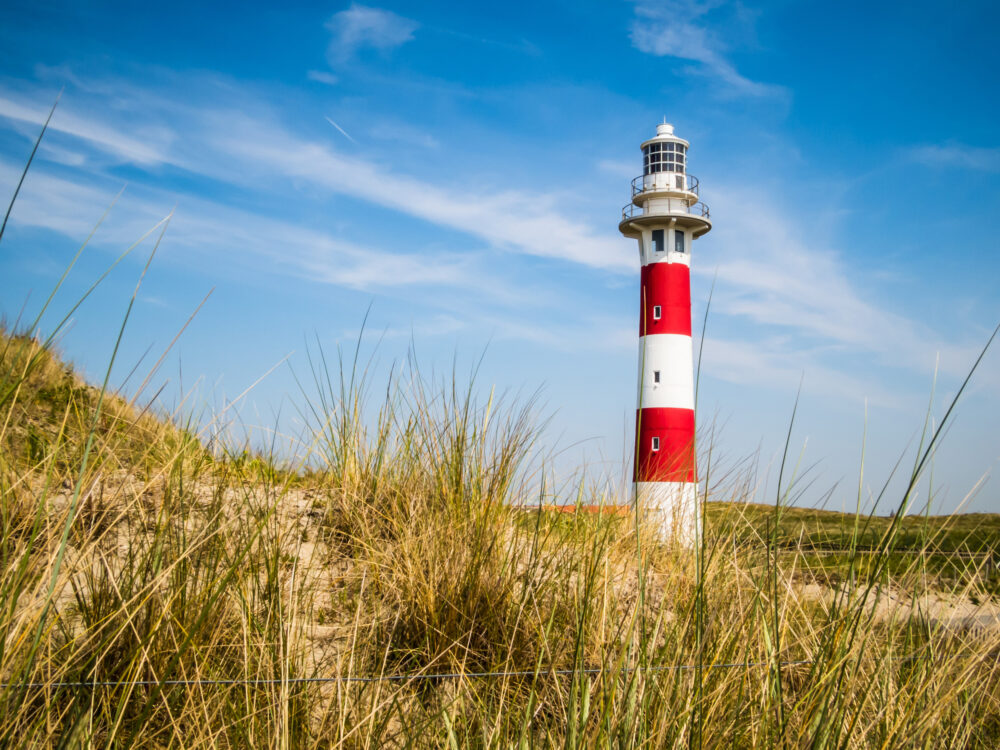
[619,122,711,544]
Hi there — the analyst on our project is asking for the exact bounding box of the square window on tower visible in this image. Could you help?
[652,229,664,252]
[675,230,685,253]
[653,305,662,320]
[653,370,661,384]
[652,437,660,452]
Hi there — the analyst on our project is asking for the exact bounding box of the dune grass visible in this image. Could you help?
[0,322,999,748]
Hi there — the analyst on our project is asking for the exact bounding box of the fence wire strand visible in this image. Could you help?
[4,658,875,690]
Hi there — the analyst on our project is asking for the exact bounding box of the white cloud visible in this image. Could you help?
[697,183,984,392]
[0,160,129,239]
[0,78,628,273]
[700,335,903,407]
[39,143,87,167]
[207,114,630,272]
[597,159,636,179]
[0,154,618,351]
[307,70,339,86]
[325,4,418,65]
[907,142,1000,172]
[0,158,460,287]
[0,153,562,338]
[629,0,784,98]
[0,93,174,166]
[368,120,439,149]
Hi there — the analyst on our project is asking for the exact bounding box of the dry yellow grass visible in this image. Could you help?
[1,328,999,748]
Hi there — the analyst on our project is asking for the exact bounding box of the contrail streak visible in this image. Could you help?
[325,116,356,144]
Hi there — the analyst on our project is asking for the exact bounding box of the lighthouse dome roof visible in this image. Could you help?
[640,121,689,150]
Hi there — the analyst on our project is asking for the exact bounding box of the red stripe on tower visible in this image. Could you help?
[634,408,696,483]
[618,121,712,544]
[639,262,691,337]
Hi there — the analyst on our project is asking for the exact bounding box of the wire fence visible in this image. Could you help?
[0,659,832,690]
[780,547,998,561]
[710,539,999,563]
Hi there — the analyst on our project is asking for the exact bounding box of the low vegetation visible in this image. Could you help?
[1,325,999,748]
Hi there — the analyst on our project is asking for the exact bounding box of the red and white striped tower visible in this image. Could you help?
[619,122,711,544]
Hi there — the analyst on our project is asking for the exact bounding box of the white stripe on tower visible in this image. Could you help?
[617,121,712,544]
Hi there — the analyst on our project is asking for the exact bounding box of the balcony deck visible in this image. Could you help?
[632,172,700,198]
[621,201,710,221]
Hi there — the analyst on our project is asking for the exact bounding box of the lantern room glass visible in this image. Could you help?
[643,142,687,176]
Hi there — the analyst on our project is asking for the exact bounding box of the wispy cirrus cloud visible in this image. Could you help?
[368,119,439,149]
[306,70,339,86]
[325,4,419,65]
[695,182,989,401]
[211,118,630,272]
[906,142,1000,172]
[629,0,784,98]
[0,148,625,351]
[0,93,174,165]
[0,156,478,295]
[597,158,636,179]
[0,80,628,272]
[700,334,903,407]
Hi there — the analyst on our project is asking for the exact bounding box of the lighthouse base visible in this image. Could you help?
[633,481,700,546]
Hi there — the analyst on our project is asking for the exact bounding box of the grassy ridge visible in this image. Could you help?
[704,501,1000,597]
[1,328,1000,747]
[0,329,205,478]
[706,501,1000,553]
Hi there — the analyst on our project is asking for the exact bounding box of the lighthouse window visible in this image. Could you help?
[653,305,662,320]
[653,370,661,384]
[674,230,686,253]
[644,142,688,175]
[652,229,664,253]
[652,437,661,452]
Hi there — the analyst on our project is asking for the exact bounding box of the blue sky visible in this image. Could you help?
[1,0,998,512]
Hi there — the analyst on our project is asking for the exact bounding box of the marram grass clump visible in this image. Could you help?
[1,328,999,748]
